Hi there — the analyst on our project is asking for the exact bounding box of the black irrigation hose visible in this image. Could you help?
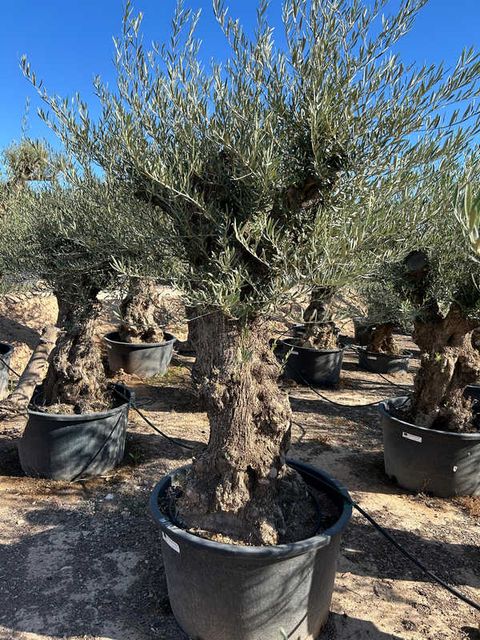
[115,388,197,452]
[345,345,411,392]
[131,402,197,451]
[120,384,479,613]
[290,366,394,408]
[0,356,21,379]
[298,465,480,614]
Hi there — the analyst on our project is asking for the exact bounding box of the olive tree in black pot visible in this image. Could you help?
[353,278,413,375]
[374,163,480,497]
[104,277,178,378]
[277,286,347,387]
[24,0,480,636]
[1,168,166,479]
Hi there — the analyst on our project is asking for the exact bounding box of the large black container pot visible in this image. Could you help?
[379,396,480,497]
[18,384,133,481]
[0,342,14,401]
[357,346,411,374]
[276,338,344,386]
[104,331,176,377]
[150,459,352,640]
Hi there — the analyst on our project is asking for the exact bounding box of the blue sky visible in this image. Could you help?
[1,0,479,149]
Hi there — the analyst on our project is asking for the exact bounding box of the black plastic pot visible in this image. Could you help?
[276,338,344,386]
[150,459,352,640]
[465,384,480,403]
[104,331,176,377]
[357,346,411,374]
[18,384,133,481]
[379,396,480,497]
[0,342,14,401]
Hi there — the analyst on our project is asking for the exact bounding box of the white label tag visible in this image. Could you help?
[162,532,180,553]
[402,431,422,443]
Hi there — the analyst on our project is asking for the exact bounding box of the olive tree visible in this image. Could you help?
[1,166,169,411]
[23,0,480,542]
[406,158,480,432]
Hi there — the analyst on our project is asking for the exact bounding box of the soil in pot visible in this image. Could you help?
[379,396,480,497]
[150,459,352,640]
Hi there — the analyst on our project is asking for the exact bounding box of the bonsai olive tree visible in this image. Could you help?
[354,275,411,354]
[359,156,480,432]
[1,167,168,411]
[24,0,480,542]
[406,160,480,432]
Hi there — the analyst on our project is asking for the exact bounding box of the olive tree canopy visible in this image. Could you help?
[22,0,480,542]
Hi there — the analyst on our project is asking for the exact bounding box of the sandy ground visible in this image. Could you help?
[0,295,478,640]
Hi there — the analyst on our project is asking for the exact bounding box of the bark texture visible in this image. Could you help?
[411,306,480,432]
[43,297,109,412]
[366,322,400,355]
[118,278,164,343]
[0,325,59,417]
[302,287,338,349]
[177,313,294,545]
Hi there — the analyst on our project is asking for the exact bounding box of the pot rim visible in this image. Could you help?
[150,459,352,559]
[0,342,14,357]
[279,338,345,355]
[27,383,132,422]
[357,346,412,360]
[379,396,480,440]
[104,330,177,349]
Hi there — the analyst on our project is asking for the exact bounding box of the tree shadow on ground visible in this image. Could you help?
[130,382,202,414]
[0,316,42,350]
[343,520,480,589]
[320,612,403,639]
[290,393,382,423]
[0,497,186,640]
[123,430,202,468]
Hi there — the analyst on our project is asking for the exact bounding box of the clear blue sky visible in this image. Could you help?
[1,0,479,149]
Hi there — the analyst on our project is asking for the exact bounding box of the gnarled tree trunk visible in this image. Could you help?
[43,296,108,412]
[411,306,480,432]
[302,286,337,349]
[366,322,400,354]
[177,312,293,545]
[118,277,164,343]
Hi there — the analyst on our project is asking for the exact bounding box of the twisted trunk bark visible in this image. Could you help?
[118,277,164,343]
[0,325,59,416]
[302,286,337,349]
[366,322,400,355]
[43,296,108,412]
[411,306,480,432]
[177,312,294,545]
